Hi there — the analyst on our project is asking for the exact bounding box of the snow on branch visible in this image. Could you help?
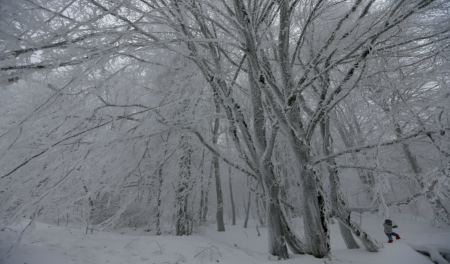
[332,165,412,179]
[314,127,450,165]
[405,242,450,264]
[345,193,422,213]
[0,120,112,179]
[189,129,258,179]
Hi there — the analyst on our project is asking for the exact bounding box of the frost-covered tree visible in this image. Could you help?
[1,0,449,260]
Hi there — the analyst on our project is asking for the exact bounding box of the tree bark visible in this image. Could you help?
[228,166,236,226]
[156,166,163,235]
[392,115,450,225]
[287,135,330,257]
[213,154,225,231]
[201,161,214,223]
[176,137,192,236]
[264,177,289,259]
[321,117,360,249]
[212,99,225,232]
[338,222,360,249]
[243,189,251,228]
[255,194,265,227]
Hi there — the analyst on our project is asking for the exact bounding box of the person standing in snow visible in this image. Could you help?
[384,219,401,243]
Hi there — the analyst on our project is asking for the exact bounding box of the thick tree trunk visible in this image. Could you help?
[335,214,379,252]
[278,194,306,254]
[176,138,192,236]
[212,99,225,232]
[298,167,330,257]
[338,222,360,249]
[265,179,289,259]
[262,162,305,257]
[287,135,329,257]
[321,117,360,249]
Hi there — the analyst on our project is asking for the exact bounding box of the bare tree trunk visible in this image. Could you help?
[228,166,236,226]
[156,166,163,235]
[213,154,225,231]
[199,150,205,224]
[329,157,380,252]
[279,202,306,255]
[322,117,379,251]
[393,122,450,225]
[82,181,94,233]
[243,189,251,228]
[199,175,205,222]
[176,137,192,236]
[333,111,375,198]
[289,137,330,257]
[321,117,360,249]
[212,99,225,232]
[261,161,306,256]
[338,222,360,248]
[202,162,214,222]
[255,194,265,227]
[265,182,289,259]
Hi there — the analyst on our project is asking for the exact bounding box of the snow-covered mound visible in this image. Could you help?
[1,213,449,264]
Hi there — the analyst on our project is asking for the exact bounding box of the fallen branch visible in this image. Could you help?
[124,238,139,249]
[193,245,221,262]
[151,240,164,254]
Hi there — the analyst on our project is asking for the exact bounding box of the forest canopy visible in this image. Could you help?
[0,0,449,259]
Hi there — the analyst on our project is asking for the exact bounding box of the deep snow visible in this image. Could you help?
[1,213,449,264]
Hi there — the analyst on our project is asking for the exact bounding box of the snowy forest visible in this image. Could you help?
[0,0,449,263]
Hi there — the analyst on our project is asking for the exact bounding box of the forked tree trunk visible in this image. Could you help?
[261,162,306,257]
[321,117,360,249]
[288,135,330,257]
[327,152,380,252]
[279,201,306,254]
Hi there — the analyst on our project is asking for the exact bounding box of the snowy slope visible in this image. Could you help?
[1,213,449,264]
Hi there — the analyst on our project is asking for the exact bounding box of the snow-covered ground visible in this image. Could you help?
[1,213,449,264]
